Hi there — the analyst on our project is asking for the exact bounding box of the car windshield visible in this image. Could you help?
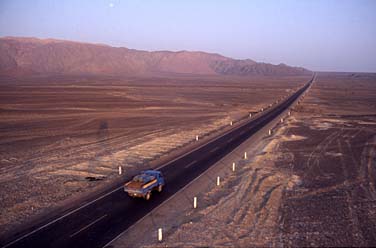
[133,174,155,183]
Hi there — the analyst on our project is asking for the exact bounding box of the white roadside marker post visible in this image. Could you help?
[268,129,272,136]
[261,108,263,112]
[193,197,197,209]
[230,121,233,126]
[196,135,199,141]
[158,228,163,242]
[244,152,247,159]
[217,176,220,186]
[232,162,236,172]
[118,166,122,175]
[288,111,291,116]
[281,118,283,123]
[249,113,252,118]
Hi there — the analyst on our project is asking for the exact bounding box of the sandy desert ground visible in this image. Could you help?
[111,72,376,247]
[279,72,376,246]
[0,74,307,237]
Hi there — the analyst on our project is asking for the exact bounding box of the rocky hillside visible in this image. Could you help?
[0,37,311,76]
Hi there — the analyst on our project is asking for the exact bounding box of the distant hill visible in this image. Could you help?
[0,37,311,77]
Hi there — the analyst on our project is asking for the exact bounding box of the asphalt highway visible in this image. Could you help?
[1,76,313,248]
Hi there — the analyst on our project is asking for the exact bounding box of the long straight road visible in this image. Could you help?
[1,76,313,248]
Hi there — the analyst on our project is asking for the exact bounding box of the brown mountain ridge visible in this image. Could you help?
[0,37,311,77]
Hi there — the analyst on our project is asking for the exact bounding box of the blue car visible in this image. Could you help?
[124,170,165,200]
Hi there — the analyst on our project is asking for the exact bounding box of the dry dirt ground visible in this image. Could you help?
[111,72,376,247]
[279,72,376,246]
[0,74,307,237]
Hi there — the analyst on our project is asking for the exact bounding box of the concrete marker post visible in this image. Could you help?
[118,166,122,175]
[158,228,163,242]
[249,113,252,118]
[195,135,199,141]
[193,197,197,209]
[268,129,271,136]
[217,176,220,186]
[232,162,236,172]
[230,121,233,126]
[244,152,247,159]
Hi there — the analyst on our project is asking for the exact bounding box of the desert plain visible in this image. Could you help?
[0,74,307,238]
[1,72,375,247]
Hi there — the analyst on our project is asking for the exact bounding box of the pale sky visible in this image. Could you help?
[1,0,375,72]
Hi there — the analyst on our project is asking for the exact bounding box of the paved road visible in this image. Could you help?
[1,77,313,248]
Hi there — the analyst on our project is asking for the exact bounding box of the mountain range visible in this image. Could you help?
[0,37,311,77]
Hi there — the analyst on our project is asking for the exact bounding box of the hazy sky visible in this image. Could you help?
[1,0,375,72]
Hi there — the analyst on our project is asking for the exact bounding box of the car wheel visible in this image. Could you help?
[157,184,163,192]
[145,192,151,200]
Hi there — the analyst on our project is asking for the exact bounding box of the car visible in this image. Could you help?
[123,170,165,200]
